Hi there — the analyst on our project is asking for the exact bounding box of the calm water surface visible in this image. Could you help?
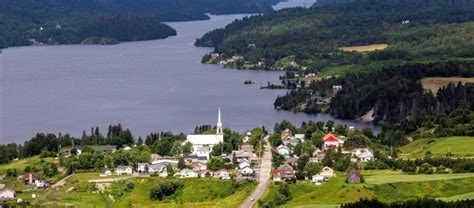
[0,0,379,144]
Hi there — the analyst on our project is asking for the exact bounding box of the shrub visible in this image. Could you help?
[149,180,184,200]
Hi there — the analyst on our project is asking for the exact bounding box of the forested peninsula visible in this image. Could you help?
[195,0,474,127]
[0,0,280,48]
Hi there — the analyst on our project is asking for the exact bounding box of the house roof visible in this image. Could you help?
[277,164,294,171]
[0,188,15,194]
[23,172,39,180]
[323,133,338,142]
[116,166,132,170]
[348,169,361,177]
[216,168,229,173]
[276,145,290,152]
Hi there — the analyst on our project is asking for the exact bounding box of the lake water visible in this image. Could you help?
[0,0,379,144]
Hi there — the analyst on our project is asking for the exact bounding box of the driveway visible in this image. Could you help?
[241,136,272,208]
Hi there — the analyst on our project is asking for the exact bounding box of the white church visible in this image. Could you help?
[184,108,224,161]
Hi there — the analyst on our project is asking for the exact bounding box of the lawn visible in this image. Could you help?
[400,136,474,158]
[365,173,474,184]
[259,171,474,207]
[114,178,256,208]
[0,156,56,175]
[421,77,474,94]
[339,44,388,52]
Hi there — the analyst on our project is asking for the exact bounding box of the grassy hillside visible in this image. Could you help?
[23,175,255,207]
[260,172,474,207]
[421,77,474,94]
[400,136,474,158]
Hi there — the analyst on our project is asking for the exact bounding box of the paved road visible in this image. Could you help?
[241,136,272,208]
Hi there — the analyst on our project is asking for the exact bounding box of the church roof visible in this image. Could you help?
[186,134,223,145]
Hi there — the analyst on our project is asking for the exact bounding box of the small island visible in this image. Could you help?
[244,80,255,85]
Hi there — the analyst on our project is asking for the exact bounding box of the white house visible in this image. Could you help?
[240,166,254,176]
[180,169,199,178]
[323,133,339,149]
[214,169,231,180]
[276,145,291,157]
[185,109,224,156]
[0,188,15,200]
[320,166,335,178]
[238,159,251,170]
[115,166,133,175]
[196,146,211,160]
[312,175,324,184]
[351,148,374,162]
[137,163,148,173]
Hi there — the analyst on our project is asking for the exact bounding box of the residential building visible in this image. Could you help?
[137,163,148,173]
[320,166,335,178]
[214,169,231,180]
[347,169,362,183]
[312,175,325,184]
[351,148,374,162]
[180,169,199,178]
[272,164,295,182]
[0,188,15,200]
[240,166,254,176]
[115,166,132,175]
[23,173,39,184]
[323,133,339,149]
[276,145,291,158]
[238,159,251,169]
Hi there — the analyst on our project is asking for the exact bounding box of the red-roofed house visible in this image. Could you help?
[214,169,231,180]
[323,133,339,149]
[272,164,295,182]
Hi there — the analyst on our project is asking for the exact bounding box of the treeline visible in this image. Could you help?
[196,0,474,70]
[275,61,474,124]
[341,198,474,208]
[0,0,280,48]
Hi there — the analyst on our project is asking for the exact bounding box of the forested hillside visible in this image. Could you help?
[196,0,474,70]
[0,0,280,48]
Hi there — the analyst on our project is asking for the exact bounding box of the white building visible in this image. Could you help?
[276,145,291,157]
[240,166,254,176]
[115,166,133,175]
[0,188,15,200]
[180,169,199,178]
[137,163,148,173]
[312,175,324,184]
[238,159,251,170]
[185,108,224,158]
[351,148,374,163]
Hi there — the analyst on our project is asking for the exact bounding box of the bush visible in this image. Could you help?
[149,180,184,200]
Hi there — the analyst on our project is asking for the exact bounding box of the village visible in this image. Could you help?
[0,108,380,207]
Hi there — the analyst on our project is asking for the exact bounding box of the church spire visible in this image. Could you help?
[216,107,223,134]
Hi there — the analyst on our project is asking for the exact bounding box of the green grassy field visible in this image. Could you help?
[400,136,474,158]
[23,174,255,207]
[114,178,255,207]
[365,173,474,184]
[0,156,56,175]
[259,171,474,207]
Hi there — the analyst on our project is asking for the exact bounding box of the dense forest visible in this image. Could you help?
[196,0,474,70]
[0,0,280,48]
[341,198,474,208]
[275,61,474,124]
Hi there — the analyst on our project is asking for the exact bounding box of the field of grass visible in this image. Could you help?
[339,44,388,52]
[400,136,474,158]
[113,178,255,207]
[365,173,474,184]
[0,156,56,175]
[421,77,474,94]
[259,170,474,207]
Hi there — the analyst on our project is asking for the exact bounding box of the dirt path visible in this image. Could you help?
[52,174,72,188]
[88,176,133,183]
[241,136,272,208]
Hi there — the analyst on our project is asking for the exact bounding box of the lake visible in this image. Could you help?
[0,0,379,144]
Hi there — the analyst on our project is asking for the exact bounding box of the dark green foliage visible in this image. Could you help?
[0,0,279,48]
[197,0,474,69]
[149,180,184,201]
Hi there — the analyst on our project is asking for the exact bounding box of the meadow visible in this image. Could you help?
[421,77,474,94]
[259,171,474,207]
[339,44,388,52]
[400,136,474,158]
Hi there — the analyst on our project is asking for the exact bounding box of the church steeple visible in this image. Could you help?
[216,107,223,134]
